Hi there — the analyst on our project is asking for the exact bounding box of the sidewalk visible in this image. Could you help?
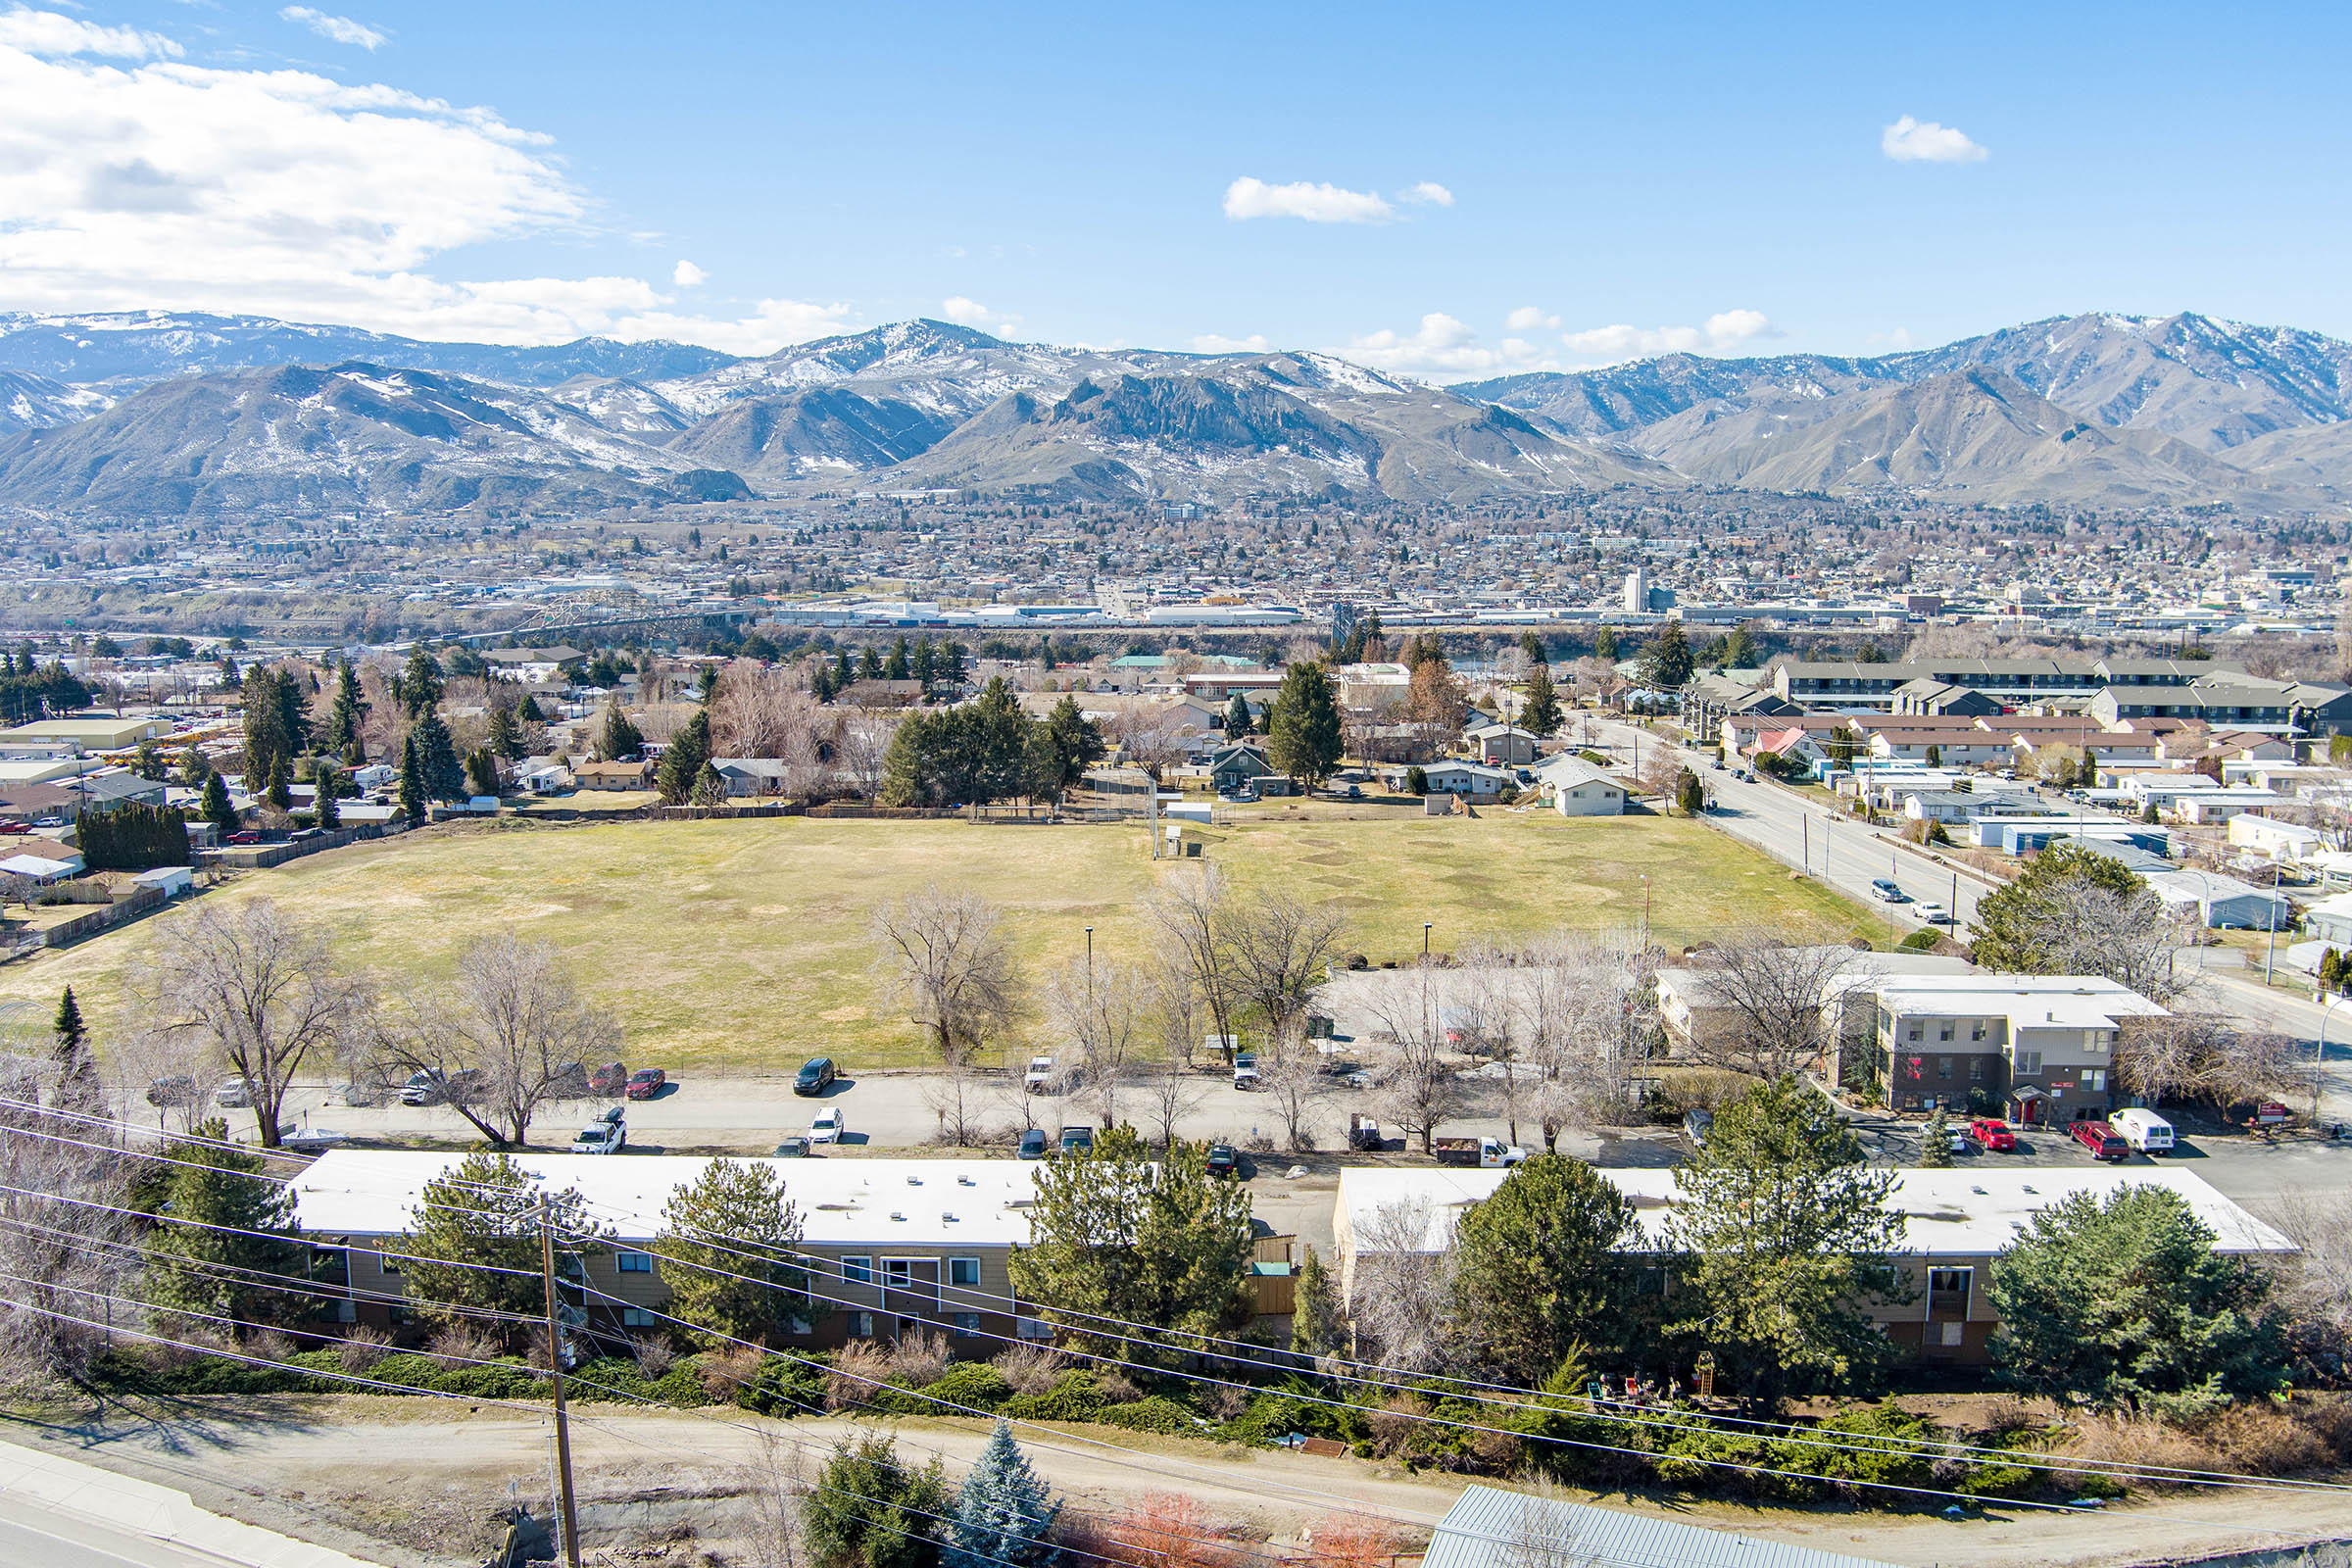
[0,1435,393,1568]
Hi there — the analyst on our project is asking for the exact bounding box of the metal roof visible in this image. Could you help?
[1423,1484,1901,1568]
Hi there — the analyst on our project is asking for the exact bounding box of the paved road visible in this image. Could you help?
[0,1507,247,1568]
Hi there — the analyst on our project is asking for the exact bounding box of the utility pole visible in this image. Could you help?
[538,1199,583,1568]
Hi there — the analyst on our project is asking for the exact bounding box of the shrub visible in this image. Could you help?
[428,1322,499,1371]
[1003,1369,1109,1423]
[632,1336,677,1378]
[336,1326,395,1375]
[735,1357,828,1418]
[887,1328,952,1387]
[1091,1364,1141,1403]
[1098,1396,1197,1435]
[914,1361,1013,1414]
[993,1343,1066,1397]
[699,1343,764,1399]
[826,1340,894,1410]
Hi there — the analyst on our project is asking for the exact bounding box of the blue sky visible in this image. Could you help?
[3,1,2348,377]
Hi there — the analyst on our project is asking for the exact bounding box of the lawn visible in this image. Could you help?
[0,808,1866,1072]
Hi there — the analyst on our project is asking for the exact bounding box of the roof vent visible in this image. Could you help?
[890,1210,906,1222]
[944,1211,958,1222]
[1971,1186,1986,1196]
[958,1175,976,1187]
[906,1175,922,1186]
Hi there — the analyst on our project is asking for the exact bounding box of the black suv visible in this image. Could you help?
[794,1056,838,1096]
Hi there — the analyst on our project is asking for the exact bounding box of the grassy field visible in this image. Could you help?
[0,806,1866,1071]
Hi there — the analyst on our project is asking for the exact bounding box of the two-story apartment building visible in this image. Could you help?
[1873,976,2168,1123]
[289,1152,1053,1350]
[1336,1165,2292,1368]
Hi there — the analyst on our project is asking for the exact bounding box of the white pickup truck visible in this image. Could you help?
[1433,1135,1529,1168]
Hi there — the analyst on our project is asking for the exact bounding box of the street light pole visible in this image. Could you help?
[1423,922,1433,960]
[2266,863,2280,987]
[2316,992,2344,1126]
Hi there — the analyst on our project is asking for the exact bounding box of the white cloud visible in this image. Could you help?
[1864,326,1917,350]
[0,20,851,353]
[1222,176,1393,224]
[279,7,386,51]
[1191,332,1270,355]
[1881,115,1986,164]
[670,259,706,288]
[1334,313,1558,383]
[0,7,180,58]
[1557,309,1775,364]
[1398,180,1454,207]
[1505,305,1559,332]
[939,295,1019,333]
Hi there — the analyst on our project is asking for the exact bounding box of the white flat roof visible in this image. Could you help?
[1873,975,2169,1028]
[291,1151,1042,1247]
[1339,1165,2293,1259]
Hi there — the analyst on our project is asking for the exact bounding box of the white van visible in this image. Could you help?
[2109,1107,2175,1153]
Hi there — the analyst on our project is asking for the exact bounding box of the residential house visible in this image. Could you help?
[1419,760,1514,798]
[2229,814,2323,862]
[711,759,794,797]
[1655,949,1977,1072]
[1334,1165,2289,1368]
[2144,868,2291,931]
[572,760,654,791]
[1528,757,1626,816]
[839,678,927,709]
[2302,892,2352,947]
[1872,975,2167,1122]
[1865,727,2010,767]
[1207,743,1276,793]
[289,1152,1052,1350]
[0,851,83,883]
[1461,722,1542,767]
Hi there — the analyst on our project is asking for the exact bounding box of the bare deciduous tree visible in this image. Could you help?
[735,1428,809,1568]
[1225,890,1349,1044]
[832,712,899,802]
[1102,703,1194,780]
[1145,864,1241,1062]
[1345,1195,1457,1371]
[1042,956,1152,1129]
[150,900,365,1149]
[1135,1039,1207,1149]
[1517,928,1660,1140]
[0,1106,132,1382]
[1256,1027,1331,1152]
[372,934,621,1147]
[2014,880,2194,1005]
[1356,964,1466,1154]
[710,660,826,791]
[872,887,1022,1063]
[1688,929,1856,1080]
[2117,1009,2305,1106]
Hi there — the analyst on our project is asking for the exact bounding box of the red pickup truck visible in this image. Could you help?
[2071,1120,2129,1161]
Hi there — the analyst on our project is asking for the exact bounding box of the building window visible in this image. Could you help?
[1937,1024,1953,1043]
[2083,1068,2106,1092]
[949,1257,981,1288]
[1936,1057,1951,1079]
[376,1250,401,1276]
[950,1312,982,1335]
[849,1311,876,1339]
[1971,1023,1985,1042]
[2015,1049,2042,1076]
[1969,1056,1984,1081]
[1906,1024,1922,1042]
[620,1307,659,1328]
[616,1250,653,1273]
[842,1256,873,1284]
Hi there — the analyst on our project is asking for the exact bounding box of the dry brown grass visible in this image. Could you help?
[696,1343,762,1399]
[992,1343,1066,1396]
[886,1328,952,1387]
[825,1340,892,1410]
[428,1322,498,1370]
[2065,1397,2352,1483]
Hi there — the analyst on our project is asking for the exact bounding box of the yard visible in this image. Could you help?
[0,808,1866,1072]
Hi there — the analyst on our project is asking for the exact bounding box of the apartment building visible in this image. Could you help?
[1873,976,2168,1122]
[289,1152,1049,1349]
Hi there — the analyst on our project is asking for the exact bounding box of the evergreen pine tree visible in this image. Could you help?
[946,1422,1060,1568]
[696,662,721,705]
[1291,1245,1342,1359]
[941,642,968,687]
[597,697,644,761]
[858,646,883,681]
[834,648,855,689]
[484,703,523,760]
[517,693,545,723]
[132,738,166,781]
[1919,1105,1955,1167]
[1593,625,1619,662]
[409,710,466,801]
[181,749,214,789]
[885,636,912,680]
[398,731,428,823]
[265,752,292,811]
[466,748,502,799]
[325,662,368,760]
[656,710,713,804]
[396,647,445,719]
[314,763,342,831]
[143,1117,308,1326]
[52,987,104,1115]
[1520,662,1564,737]
[1265,662,1344,789]
[1223,691,1251,741]
[201,772,239,837]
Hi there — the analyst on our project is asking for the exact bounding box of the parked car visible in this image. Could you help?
[337,1076,390,1108]
[1232,1052,1259,1091]
[1024,1055,1055,1094]
[226,830,263,846]
[1682,1108,1714,1149]
[569,1107,626,1154]
[794,1056,838,1097]
[1433,1136,1528,1168]
[1348,1112,1384,1152]
[145,1075,196,1108]
[2071,1119,2130,1161]
[402,1068,482,1105]
[548,1060,593,1098]
[1870,878,1910,904]
[1342,784,1364,800]
[399,1070,441,1105]
[1917,902,1953,925]
[626,1067,666,1101]
[808,1105,846,1144]
[1058,1124,1095,1157]
[279,1127,348,1153]
[1205,1143,1240,1178]
[2110,1107,2175,1153]
[588,1061,629,1096]
[1966,1116,2016,1152]
[0,819,29,834]
[215,1078,251,1108]
[1016,1128,1049,1160]
[771,1135,811,1157]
